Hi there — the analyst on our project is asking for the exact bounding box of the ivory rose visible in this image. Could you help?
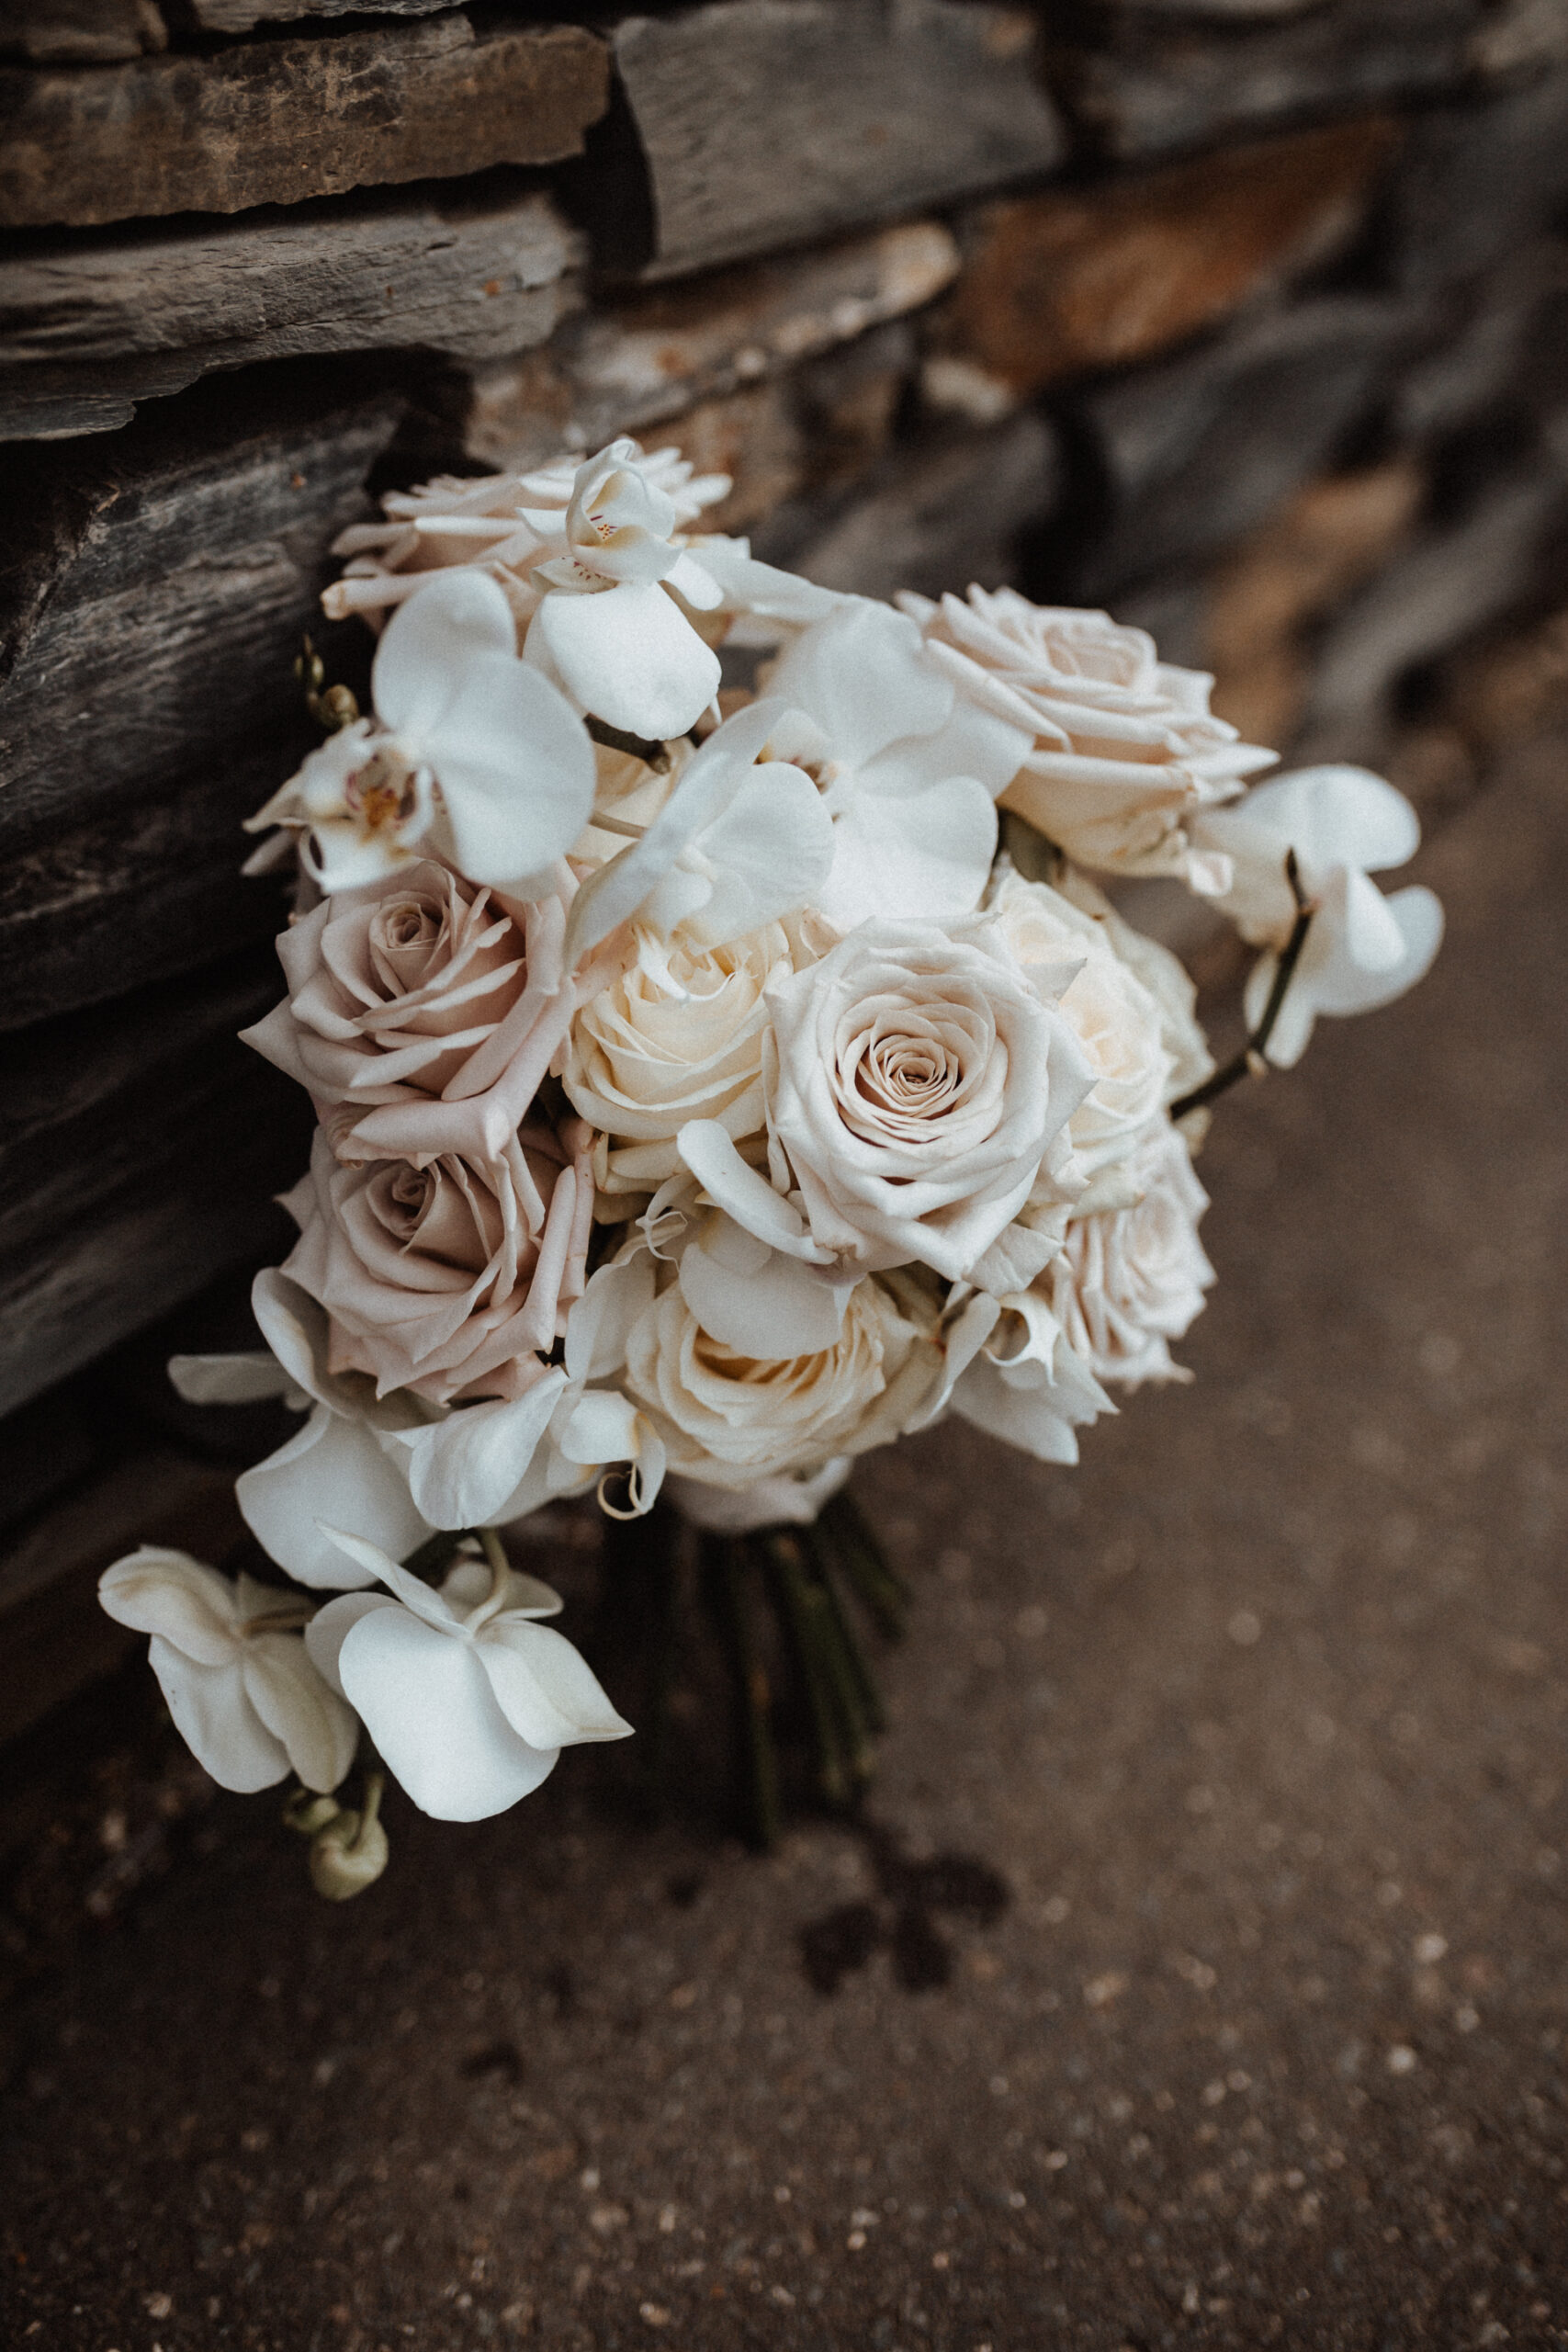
[755,916,1094,1283]
[620,1264,937,1490]
[280,1121,594,1404]
[561,922,795,1196]
[988,868,1173,1203]
[243,862,536,1128]
[1055,867,1213,1107]
[902,586,1274,889]
[1049,1125,1215,1386]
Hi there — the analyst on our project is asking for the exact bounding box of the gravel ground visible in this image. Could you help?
[3,734,1567,2352]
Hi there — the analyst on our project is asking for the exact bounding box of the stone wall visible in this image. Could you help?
[4,0,1567,1736]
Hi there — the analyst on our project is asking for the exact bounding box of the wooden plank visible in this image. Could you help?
[606,0,1065,279]
[192,0,450,28]
[0,185,581,441]
[0,0,167,63]
[0,14,609,230]
[463,217,958,468]
[0,959,311,1419]
[1047,0,1478,164]
[0,381,400,852]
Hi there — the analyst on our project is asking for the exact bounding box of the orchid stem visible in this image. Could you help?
[807,1532,888,1736]
[1170,849,1315,1122]
[478,1526,510,1583]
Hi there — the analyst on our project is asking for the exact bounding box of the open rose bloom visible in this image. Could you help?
[103,436,1442,1869]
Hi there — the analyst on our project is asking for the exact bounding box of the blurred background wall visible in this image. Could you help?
[3,0,1567,1742]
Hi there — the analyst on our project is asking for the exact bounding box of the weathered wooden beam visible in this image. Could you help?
[0,382,400,854]
[462,217,959,468]
[604,0,1066,279]
[0,954,311,1420]
[191,0,450,28]
[0,185,581,441]
[0,13,609,229]
[1046,0,1479,164]
[0,0,166,63]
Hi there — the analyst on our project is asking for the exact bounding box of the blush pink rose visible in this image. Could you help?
[279,1119,594,1405]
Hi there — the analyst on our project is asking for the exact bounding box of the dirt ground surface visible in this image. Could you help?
[4,734,1568,2352]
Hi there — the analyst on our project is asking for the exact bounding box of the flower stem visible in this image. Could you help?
[1170,849,1315,1122]
[702,1536,782,1851]
[764,1535,858,1807]
[818,1492,908,1638]
[806,1532,888,1736]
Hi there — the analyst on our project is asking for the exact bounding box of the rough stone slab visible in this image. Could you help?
[1048,0,1480,163]
[931,117,1400,402]
[0,0,165,62]
[1066,295,1416,597]
[0,960,311,1421]
[756,413,1061,604]
[0,385,400,853]
[0,186,581,441]
[1380,70,1568,294]
[608,0,1065,279]
[462,218,958,469]
[0,14,609,230]
[191,0,449,28]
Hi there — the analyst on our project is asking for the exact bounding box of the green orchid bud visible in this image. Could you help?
[308,1773,388,1902]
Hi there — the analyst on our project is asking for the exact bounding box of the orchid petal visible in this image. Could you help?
[818,774,997,931]
[427,656,596,886]
[529,580,720,741]
[146,1639,290,1793]
[237,1407,433,1589]
[680,761,835,946]
[306,1590,396,1698]
[767,602,949,770]
[241,1634,360,1794]
[678,1213,852,1354]
[372,571,519,740]
[336,1607,558,1821]
[98,1547,239,1666]
[314,1527,459,1624]
[167,1353,290,1406]
[392,1371,570,1529]
[1243,764,1421,874]
[476,1619,633,1750]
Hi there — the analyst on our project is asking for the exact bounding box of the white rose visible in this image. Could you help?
[1055,865,1214,1107]
[621,1265,937,1490]
[987,868,1172,1204]
[1049,1126,1215,1386]
[761,915,1094,1283]
[901,586,1275,891]
[560,922,796,1195]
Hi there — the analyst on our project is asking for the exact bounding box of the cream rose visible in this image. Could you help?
[1049,1125,1214,1386]
[1055,866,1214,1107]
[762,916,1093,1283]
[280,1121,594,1405]
[560,922,795,1196]
[244,863,536,1138]
[901,586,1274,889]
[621,1268,936,1489]
[987,868,1172,1203]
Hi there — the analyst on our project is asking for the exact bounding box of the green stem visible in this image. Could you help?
[818,1494,908,1637]
[1170,849,1315,1121]
[765,1536,855,1807]
[702,1537,782,1850]
[807,1532,887,1736]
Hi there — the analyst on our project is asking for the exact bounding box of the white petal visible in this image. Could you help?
[678,1214,852,1354]
[666,1457,852,1533]
[393,1372,570,1529]
[147,1638,290,1793]
[529,581,720,740]
[373,571,519,740]
[681,761,835,946]
[237,1407,434,1589]
[167,1352,290,1405]
[563,1255,658,1382]
[1245,764,1420,874]
[555,1386,641,1466]
[306,1590,397,1699]
[241,1634,361,1794]
[477,1619,633,1749]
[314,1528,460,1624]
[337,1606,558,1821]
[818,775,997,930]
[676,1119,835,1262]
[98,1547,239,1666]
[563,698,782,966]
[767,601,949,770]
[428,656,596,886]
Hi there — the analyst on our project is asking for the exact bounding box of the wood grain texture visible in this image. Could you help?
[0,14,609,229]
[0,384,400,853]
[0,952,311,1420]
[191,0,449,28]
[463,218,958,468]
[0,185,581,440]
[0,0,166,62]
[609,0,1065,278]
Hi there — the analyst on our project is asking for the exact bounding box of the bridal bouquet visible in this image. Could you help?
[98,439,1442,1894]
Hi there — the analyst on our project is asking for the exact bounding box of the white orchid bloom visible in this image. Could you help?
[525,440,727,741]
[171,1269,435,1590]
[1196,766,1443,1067]
[564,698,833,967]
[246,571,595,893]
[99,1549,358,1795]
[762,601,1032,930]
[307,1536,631,1822]
[690,533,849,646]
